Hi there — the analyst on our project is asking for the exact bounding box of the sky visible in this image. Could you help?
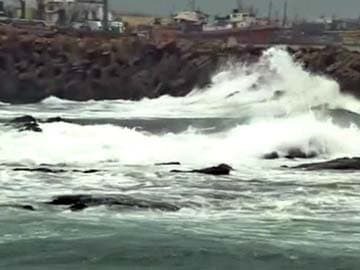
[109,0,360,19]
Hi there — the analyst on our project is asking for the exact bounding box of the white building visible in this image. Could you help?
[229,9,256,28]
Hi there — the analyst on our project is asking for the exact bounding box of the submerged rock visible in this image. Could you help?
[48,194,180,212]
[0,204,36,211]
[171,163,233,175]
[14,167,66,173]
[292,157,360,170]
[21,205,36,211]
[13,167,101,174]
[155,162,181,166]
[43,117,70,123]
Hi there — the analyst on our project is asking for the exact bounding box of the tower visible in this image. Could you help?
[103,0,109,31]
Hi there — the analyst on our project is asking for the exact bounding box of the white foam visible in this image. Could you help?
[0,113,359,166]
[1,47,360,165]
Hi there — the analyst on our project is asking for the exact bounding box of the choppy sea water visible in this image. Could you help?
[1,48,360,269]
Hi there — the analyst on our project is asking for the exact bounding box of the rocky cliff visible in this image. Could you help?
[0,26,359,104]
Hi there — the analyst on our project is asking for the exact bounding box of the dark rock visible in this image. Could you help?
[171,163,233,176]
[48,194,180,212]
[50,195,93,205]
[8,115,42,132]
[43,116,69,123]
[155,162,181,166]
[10,115,37,123]
[22,205,36,211]
[284,148,317,159]
[13,167,100,174]
[14,167,66,173]
[70,203,88,211]
[263,152,280,160]
[292,157,360,170]
[1,204,36,211]
[263,148,317,160]
[80,169,101,174]
[18,122,42,132]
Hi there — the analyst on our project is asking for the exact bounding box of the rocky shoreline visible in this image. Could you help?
[0,25,359,104]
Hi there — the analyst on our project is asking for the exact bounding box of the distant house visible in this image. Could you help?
[173,10,208,32]
[173,10,208,24]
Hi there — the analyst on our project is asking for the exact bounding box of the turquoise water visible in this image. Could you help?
[1,160,360,269]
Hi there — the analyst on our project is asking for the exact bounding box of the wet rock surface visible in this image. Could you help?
[48,194,180,212]
[290,157,360,170]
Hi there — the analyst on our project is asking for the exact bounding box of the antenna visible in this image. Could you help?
[282,0,288,26]
[237,0,243,11]
[275,10,279,22]
[188,0,196,11]
[249,5,255,16]
[268,0,273,21]
[169,1,176,15]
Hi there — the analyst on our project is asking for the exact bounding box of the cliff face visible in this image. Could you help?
[293,46,360,98]
[0,26,359,104]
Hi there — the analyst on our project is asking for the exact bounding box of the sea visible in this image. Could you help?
[0,48,360,269]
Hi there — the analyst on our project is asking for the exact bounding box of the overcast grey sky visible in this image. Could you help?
[110,0,360,19]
